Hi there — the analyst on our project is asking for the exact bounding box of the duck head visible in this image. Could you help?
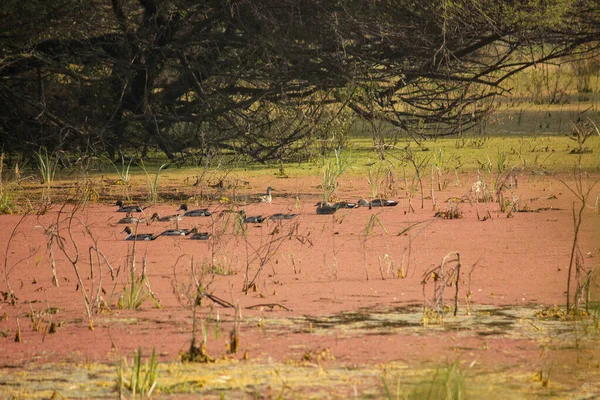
[357,199,370,207]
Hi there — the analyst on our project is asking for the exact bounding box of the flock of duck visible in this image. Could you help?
[116,187,398,241]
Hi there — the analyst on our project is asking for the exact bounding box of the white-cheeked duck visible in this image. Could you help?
[177,204,212,217]
[115,200,143,213]
[121,226,157,241]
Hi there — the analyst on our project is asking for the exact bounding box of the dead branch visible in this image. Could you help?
[246,303,293,311]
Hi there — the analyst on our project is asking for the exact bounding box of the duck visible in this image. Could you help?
[117,212,148,224]
[315,202,338,215]
[333,201,358,209]
[269,213,297,221]
[243,215,266,223]
[370,199,399,207]
[189,230,211,240]
[121,226,157,241]
[150,212,183,222]
[357,199,370,207]
[177,203,212,217]
[357,198,398,207]
[115,200,143,213]
[315,201,359,214]
[259,187,275,203]
[158,228,194,236]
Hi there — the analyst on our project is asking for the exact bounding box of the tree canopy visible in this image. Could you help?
[1,0,599,163]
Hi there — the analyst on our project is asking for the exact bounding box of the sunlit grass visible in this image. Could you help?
[104,135,598,187]
[4,133,597,209]
[236,135,599,179]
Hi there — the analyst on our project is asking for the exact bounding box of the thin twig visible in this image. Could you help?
[246,303,293,311]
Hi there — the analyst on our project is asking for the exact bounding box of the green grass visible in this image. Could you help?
[113,135,598,186]
[34,147,59,186]
[321,148,350,201]
[382,359,467,400]
[117,347,159,397]
[139,160,167,203]
[2,134,596,210]
[106,155,134,185]
[118,260,162,310]
[207,135,597,185]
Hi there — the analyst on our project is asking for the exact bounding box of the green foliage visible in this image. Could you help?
[496,150,508,173]
[107,155,133,185]
[35,147,58,186]
[321,149,350,201]
[117,347,159,397]
[118,264,161,310]
[150,164,167,203]
[139,161,167,203]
